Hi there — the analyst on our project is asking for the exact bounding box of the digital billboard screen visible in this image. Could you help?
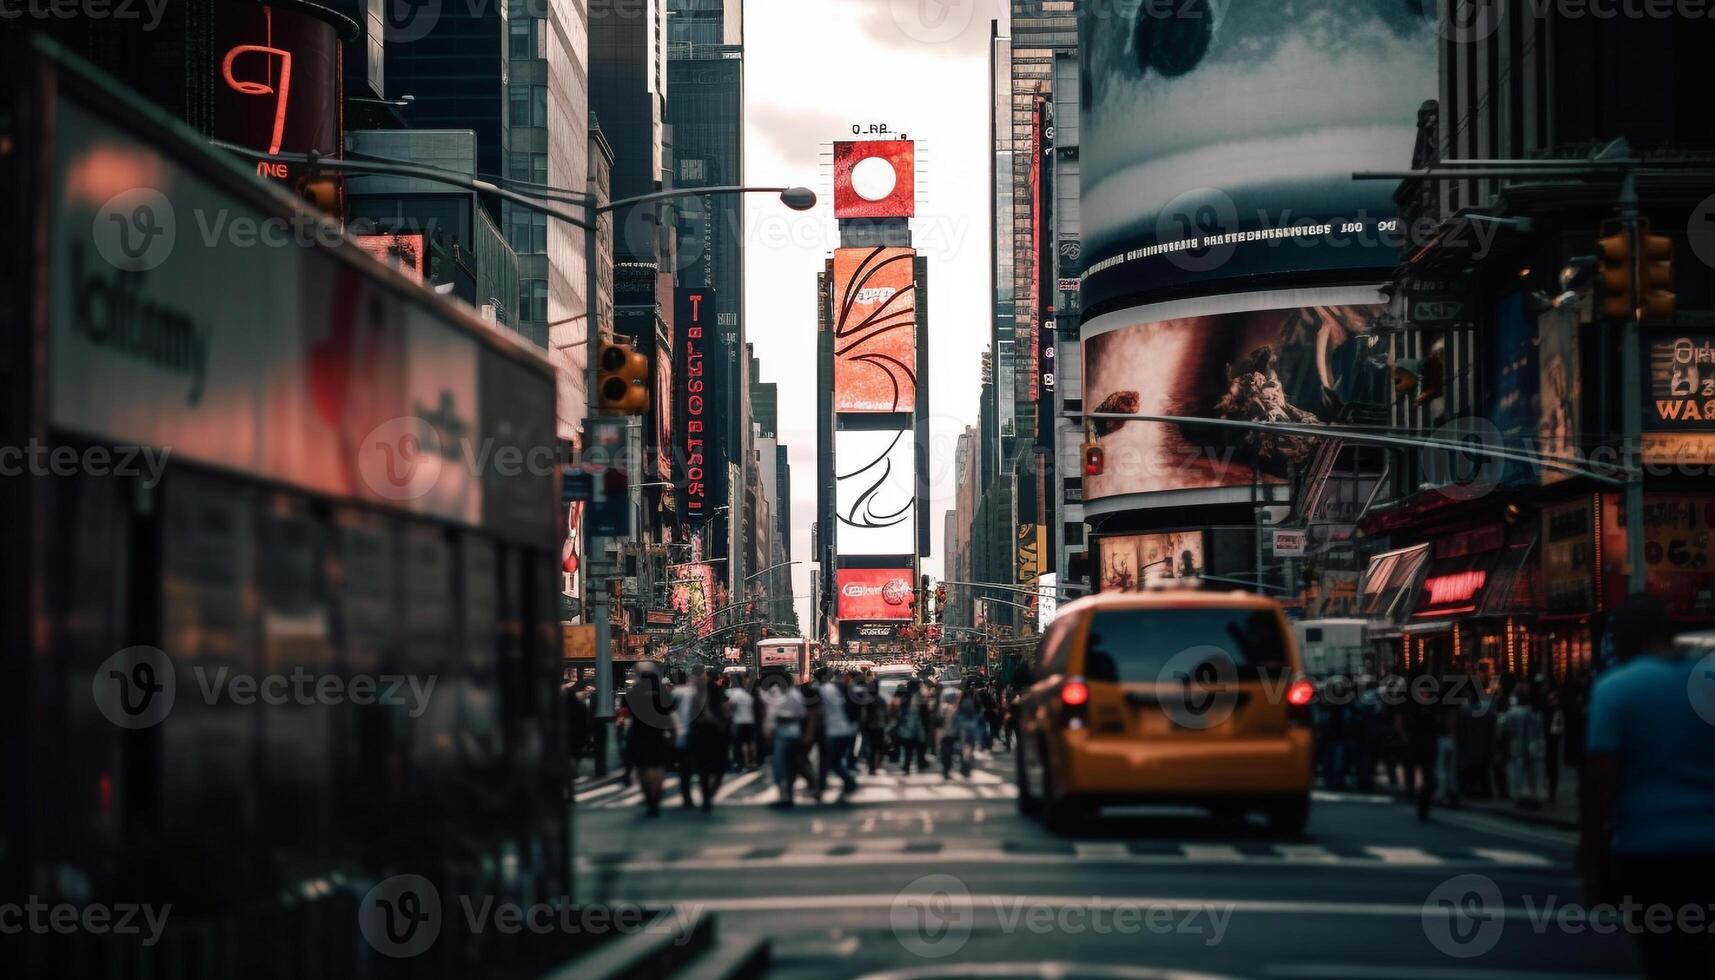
[1641,333,1715,466]
[835,428,916,556]
[1082,295,1388,500]
[833,140,915,218]
[1079,2,1434,308]
[833,247,917,413]
[836,568,915,621]
[1097,532,1205,593]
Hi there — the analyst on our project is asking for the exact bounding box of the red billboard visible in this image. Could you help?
[832,247,917,413]
[833,140,915,218]
[836,568,915,621]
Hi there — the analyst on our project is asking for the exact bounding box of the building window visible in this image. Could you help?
[531,153,548,185]
[508,209,546,255]
[519,279,548,323]
[509,84,529,127]
[509,84,549,127]
[1063,524,1085,546]
[532,85,548,127]
[509,17,543,60]
[507,153,549,187]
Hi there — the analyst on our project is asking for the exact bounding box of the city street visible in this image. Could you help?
[572,748,1639,979]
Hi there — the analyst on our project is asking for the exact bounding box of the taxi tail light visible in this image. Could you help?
[1060,676,1089,728]
[1286,678,1314,727]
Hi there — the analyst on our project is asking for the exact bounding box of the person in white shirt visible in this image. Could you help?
[817,667,860,802]
[728,676,758,770]
[760,675,807,807]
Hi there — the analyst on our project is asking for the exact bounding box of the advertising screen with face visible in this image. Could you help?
[835,429,916,556]
[833,247,917,413]
[1080,2,1434,308]
[836,568,915,621]
[1098,532,1205,593]
[1082,297,1388,499]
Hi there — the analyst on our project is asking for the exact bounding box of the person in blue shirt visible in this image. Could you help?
[1579,593,1715,979]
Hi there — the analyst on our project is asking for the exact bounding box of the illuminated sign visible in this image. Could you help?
[674,288,718,520]
[1643,334,1715,466]
[836,568,914,621]
[1417,570,1488,616]
[213,4,342,186]
[832,247,917,413]
[833,140,915,219]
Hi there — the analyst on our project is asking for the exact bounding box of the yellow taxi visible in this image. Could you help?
[1014,588,1315,833]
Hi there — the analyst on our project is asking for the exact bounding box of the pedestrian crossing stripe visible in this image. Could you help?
[575,839,1558,873]
[578,766,1018,808]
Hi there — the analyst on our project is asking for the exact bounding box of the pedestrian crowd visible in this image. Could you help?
[1307,663,1584,820]
[567,664,1022,814]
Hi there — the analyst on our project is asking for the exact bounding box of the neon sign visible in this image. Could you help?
[221,44,293,156]
[1415,569,1488,616]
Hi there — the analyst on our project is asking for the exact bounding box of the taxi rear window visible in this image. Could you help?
[1083,607,1289,683]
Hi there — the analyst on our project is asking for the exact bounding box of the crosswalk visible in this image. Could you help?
[576,837,1556,874]
[577,763,1018,809]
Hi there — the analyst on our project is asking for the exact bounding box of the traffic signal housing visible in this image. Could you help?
[1597,225,1634,320]
[1639,221,1676,318]
[597,337,650,414]
[1082,440,1104,477]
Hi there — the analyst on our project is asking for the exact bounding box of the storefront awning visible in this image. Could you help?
[1357,544,1431,629]
[1405,534,1538,629]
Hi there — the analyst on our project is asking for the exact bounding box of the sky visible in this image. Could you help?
[741,0,1008,632]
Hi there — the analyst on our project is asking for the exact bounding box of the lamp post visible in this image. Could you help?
[581,184,816,757]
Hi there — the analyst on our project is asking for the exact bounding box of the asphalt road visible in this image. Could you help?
[572,748,1642,979]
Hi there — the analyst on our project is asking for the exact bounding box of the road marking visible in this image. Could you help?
[1432,808,1579,849]
[1364,846,1442,865]
[640,894,1570,921]
[575,780,632,802]
[1180,844,1245,862]
[1074,842,1131,860]
[1265,966,1630,980]
[1471,847,1551,867]
[1273,844,1339,862]
[858,964,1238,980]
[713,769,763,802]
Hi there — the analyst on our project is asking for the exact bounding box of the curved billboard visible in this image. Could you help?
[1082,290,1389,503]
[1080,1,1435,310]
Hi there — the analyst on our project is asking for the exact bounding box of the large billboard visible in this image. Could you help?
[213,2,343,190]
[835,428,916,556]
[833,140,915,219]
[833,247,918,413]
[1097,532,1205,593]
[1082,294,1388,500]
[1642,333,1715,467]
[1079,2,1434,309]
[836,568,915,621]
[1601,494,1715,620]
[674,288,718,520]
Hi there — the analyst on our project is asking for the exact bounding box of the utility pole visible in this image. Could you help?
[1616,171,1648,595]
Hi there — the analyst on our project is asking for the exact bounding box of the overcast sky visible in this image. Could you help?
[742,0,1007,631]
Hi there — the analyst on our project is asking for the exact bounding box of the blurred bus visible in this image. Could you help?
[3,39,565,977]
[757,637,818,679]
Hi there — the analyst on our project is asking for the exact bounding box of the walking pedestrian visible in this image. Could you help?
[816,667,860,802]
[1396,671,1441,821]
[1579,594,1715,980]
[623,666,674,817]
[1500,680,1545,808]
[760,673,807,807]
[685,667,730,812]
[857,670,888,775]
[893,682,928,775]
[728,674,757,771]
[936,688,964,780]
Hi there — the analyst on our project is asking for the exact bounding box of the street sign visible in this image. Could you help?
[1272,529,1307,557]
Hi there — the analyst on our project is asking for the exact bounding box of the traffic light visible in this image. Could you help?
[296,174,339,215]
[1082,440,1104,477]
[1639,221,1675,318]
[1597,224,1634,320]
[597,337,650,414]
[935,584,947,612]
